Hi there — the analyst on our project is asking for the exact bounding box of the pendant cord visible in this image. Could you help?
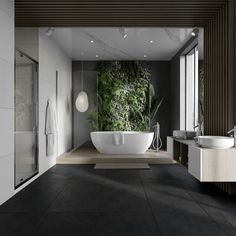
[81,54,84,91]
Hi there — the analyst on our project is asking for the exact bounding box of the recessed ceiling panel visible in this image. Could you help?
[48,27,195,60]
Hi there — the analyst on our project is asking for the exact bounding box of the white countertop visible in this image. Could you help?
[169,136,236,150]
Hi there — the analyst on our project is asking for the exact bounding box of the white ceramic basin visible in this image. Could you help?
[197,136,234,149]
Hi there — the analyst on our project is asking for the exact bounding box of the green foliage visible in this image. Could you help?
[199,63,204,127]
[88,61,163,131]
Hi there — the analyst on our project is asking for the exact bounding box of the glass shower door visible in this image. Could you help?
[15,50,38,188]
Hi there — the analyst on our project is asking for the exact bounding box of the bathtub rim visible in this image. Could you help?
[90,131,154,135]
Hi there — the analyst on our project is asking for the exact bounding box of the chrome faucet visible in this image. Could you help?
[194,123,202,136]
[227,126,236,146]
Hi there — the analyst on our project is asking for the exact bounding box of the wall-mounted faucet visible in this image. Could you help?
[227,126,236,146]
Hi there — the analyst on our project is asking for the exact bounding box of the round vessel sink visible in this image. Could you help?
[197,136,234,149]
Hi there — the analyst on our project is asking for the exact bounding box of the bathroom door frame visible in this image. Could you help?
[14,48,39,189]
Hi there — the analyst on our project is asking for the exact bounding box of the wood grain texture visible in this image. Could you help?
[189,146,236,182]
[15,0,225,27]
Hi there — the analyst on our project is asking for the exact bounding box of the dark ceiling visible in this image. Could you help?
[15,0,227,27]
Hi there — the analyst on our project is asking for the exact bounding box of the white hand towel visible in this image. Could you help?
[113,132,124,145]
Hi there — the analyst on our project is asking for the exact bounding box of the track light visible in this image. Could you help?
[45,27,55,37]
[119,27,128,39]
[191,28,199,37]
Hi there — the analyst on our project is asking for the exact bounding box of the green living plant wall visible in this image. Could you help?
[88,61,163,131]
[199,63,204,129]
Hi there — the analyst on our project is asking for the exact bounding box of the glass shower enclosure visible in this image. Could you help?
[14,49,38,188]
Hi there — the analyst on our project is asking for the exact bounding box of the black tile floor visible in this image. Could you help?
[0,164,236,236]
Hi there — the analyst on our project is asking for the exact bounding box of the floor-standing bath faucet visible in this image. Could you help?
[227,126,236,146]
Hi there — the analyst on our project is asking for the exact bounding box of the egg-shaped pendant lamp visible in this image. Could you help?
[75,53,89,112]
[76,91,89,112]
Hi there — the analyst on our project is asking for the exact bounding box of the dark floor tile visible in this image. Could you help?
[104,169,140,180]
[177,175,224,195]
[165,164,191,179]
[50,164,95,177]
[33,212,160,236]
[1,163,236,236]
[154,209,226,236]
[139,165,176,181]
[48,177,150,213]
[0,213,42,236]
[199,205,236,236]
[0,180,65,212]
[40,170,72,182]
[182,180,236,213]
[143,179,196,213]
[69,168,140,189]
[171,169,236,214]
[33,213,98,236]
[69,168,108,183]
[95,212,160,236]
[71,164,142,180]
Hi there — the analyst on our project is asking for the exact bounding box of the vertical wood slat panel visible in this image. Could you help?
[217,10,220,134]
[220,7,224,134]
[214,0,235,196]
[204,3,230,136]
[232,0,236,127]
[228,0,235,128]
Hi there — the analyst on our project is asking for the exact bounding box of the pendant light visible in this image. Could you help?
[75,53,89,112]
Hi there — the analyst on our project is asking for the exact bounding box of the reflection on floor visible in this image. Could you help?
[0,164,236,236]
[57,147,175,164]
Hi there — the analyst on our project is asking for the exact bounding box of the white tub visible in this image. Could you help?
[90,131,154,154]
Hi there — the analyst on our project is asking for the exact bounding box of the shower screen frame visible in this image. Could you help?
[14,49,39,189]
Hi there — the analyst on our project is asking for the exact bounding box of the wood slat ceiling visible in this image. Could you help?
[15,0,227,27]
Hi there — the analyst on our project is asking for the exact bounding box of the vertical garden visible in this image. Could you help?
[88,61,163,131]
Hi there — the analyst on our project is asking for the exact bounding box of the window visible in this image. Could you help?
[180,46,199,131]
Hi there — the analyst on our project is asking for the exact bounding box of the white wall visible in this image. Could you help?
[0,25,72,205]
[57,70,73,155]
[0,0,14,205]
[38,28,72,173]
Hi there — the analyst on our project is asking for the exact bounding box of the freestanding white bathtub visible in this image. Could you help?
[90,131,154,154]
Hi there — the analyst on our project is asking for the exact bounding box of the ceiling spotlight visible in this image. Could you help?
[144,55,147,58]
[90,40,94,43]
[95,54,99,58]
[119,27,128,39]
[45,27,55,37]
[150,40,154,43]
[191,28,199,37]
